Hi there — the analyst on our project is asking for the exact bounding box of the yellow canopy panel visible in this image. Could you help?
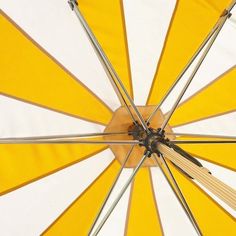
[125,168,163,236]
[0,12,112,126]
[79,0,133,99]
[170,67,236,127]
[0,144,107,195]
[176,136,236,171]
[42,160,120,236]
[147,0,231,106]
[169,162,236,236]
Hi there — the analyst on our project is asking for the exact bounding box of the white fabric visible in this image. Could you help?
[0,95,104,138]
[94,168,133,236]
[194,158,236,217]
[123,0,176,105]
[151,167,198,236]
[173,112,236,137]
[0,0,236,235]
[162,7,236,113]
[0,149,114,236]
[0,0,120,111]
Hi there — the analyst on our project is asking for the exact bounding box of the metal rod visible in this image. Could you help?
[146,25,219,124]
[172,140,236,144]
[69,0,149,132]
[91,151,150,236]
[147,0,236,125]
[160,13,230,132]
[88,145,135,236]
[0,131,132,141]
[68,1,136,124]
[152,154,195,216]
[153,154,202,236]
[228,0,236,11]
[0,137,140,145]
[166,132,236,140]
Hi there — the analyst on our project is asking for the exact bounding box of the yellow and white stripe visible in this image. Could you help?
[0,0,235,235]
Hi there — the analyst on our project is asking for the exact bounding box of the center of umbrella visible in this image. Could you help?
[128,123,166,155]
[104,105,175,168]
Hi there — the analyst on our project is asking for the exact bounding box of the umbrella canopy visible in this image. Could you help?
[0,0,236,235]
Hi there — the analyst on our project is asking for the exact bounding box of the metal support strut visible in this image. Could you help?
[160,10,231,132]
[147,0,236,126]
[68,0,149,133]
[90,151,150,236]
[66,1,236,236]
[153,154,203,236]
[88,145,135,235]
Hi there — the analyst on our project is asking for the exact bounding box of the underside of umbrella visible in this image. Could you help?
[0,0,236,235]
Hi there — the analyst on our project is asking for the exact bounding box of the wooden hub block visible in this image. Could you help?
[104,106,175,168]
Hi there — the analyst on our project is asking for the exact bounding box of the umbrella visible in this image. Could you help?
[0,0,236,235]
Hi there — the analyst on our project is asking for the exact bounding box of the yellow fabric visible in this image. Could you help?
[79,0,133,99]
[0,13,112,125]
[169,163,236,236]
[43,160,120,236]
[176,136,236,171]
[1,0,235,234]
[147,0,231,106]
[170,67,236,127]
[0,144,107,195]
[126,168,163,236]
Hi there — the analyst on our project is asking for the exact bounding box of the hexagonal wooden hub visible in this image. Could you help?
[104,106,175,168]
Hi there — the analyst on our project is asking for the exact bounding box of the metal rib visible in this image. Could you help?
[88,145,135,236]
[166,132,236,140]
[0,137,140,145]
[160,13,230,132]
[153,154,202,236]
[68,1,135,124]
[69,0,149,132]
[172,140,236,144]
[0,131,131,141]
[146,24,219,124]
[147,0,236,125]
[91,151,150,236]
